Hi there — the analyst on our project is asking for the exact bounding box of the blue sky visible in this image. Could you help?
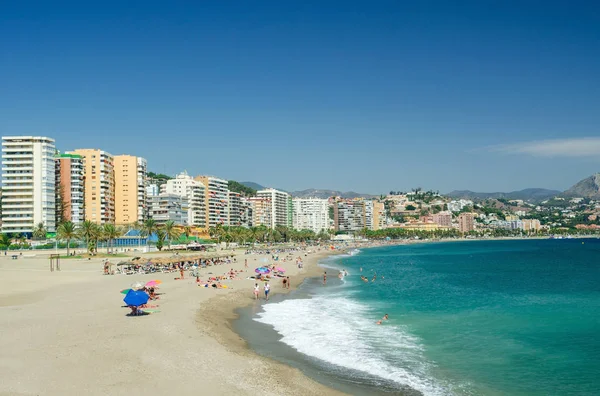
[2,1,599,193]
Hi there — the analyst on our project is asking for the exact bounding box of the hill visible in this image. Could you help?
[560,173,600,199]
[290,189,377,199]
[228,180,257,197]
[240,181,266,191]
[446,188,560,202]
[239,182,376,199]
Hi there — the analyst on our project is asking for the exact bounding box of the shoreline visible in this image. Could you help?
[2,237,595,395]
[195,249,347,396]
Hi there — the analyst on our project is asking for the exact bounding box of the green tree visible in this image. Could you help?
[155,229,166,251]
[103,223,123,253]
[57,221,77,256]
[32,222,47,240]
[163,220,181,250]
[78,220,96,253]
[183,226,193,244]
[140,218,159,244]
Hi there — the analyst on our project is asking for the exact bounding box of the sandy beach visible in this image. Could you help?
[0,247,345,396]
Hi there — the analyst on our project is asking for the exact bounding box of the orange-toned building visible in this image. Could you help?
[71,149,115,224]
[114,155,147,224]
[55,153,85,224]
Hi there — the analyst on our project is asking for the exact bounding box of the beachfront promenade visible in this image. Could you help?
[0,247,345,396]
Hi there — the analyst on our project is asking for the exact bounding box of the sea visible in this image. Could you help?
[233,239,600,395]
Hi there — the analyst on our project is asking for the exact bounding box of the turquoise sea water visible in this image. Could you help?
[252,239,600,395]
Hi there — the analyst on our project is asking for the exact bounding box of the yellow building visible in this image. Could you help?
[71,149,115,224]
[372,201,386,230]
[114,155,147,225]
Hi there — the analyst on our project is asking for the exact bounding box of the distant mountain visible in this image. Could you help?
[560,173,600,199]
[290,189,377,199]
[240,181,266,191]
[446,188,561,202]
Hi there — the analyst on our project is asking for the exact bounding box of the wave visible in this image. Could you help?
[254,295,450,395]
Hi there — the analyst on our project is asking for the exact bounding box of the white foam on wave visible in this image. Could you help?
[254,295,450,395]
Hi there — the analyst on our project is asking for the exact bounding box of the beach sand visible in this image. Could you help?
[0,248,345,396]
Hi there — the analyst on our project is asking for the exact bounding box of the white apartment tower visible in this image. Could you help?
[163,172,206,228]
[257,188,290,229]
[2,136,57,234]
[292,198,329,233]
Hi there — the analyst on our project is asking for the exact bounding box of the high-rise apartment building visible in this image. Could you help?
[334,199,384,233]
[292,198,329,233]
[522,218,541,232]
[240,197,254,228]
[55,153,85,224]
[248,197,272,228]
[372,201,386,230]
[228,191,243,226]
[195,176,229,227]
[71,149,115,224]
[458,213,475,233]
[334,200,365,232]
[256,188,291,229]
[433,212,453,228]
[114,155,147,224]
[1,136,56,234]
[163,172,206,228]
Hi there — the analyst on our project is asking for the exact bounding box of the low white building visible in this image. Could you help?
[448,199,474,212]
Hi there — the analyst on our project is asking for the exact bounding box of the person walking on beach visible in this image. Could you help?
[264,282,270,301]
[323,271,327,285]
[286,276,290,289]
[245,259,248,269]
[253,283,260,300]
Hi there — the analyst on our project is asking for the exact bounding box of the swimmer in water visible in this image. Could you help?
[376,314,389,325]
[360,267,362,272]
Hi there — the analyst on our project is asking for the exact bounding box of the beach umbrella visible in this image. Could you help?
[123,289,149,307]
[120,288,131,294]
[130,281,145,291]
[255,267,271,274]
[146,280,161,287]
[275,267,286,273]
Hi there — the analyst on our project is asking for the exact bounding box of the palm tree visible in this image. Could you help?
[89,223,102,254]
[57,221,77,256]
[130,221,142,247]
[140,218,159,245]
[163,220,181,250]
[155,229,166,251]
[183,226,193,245]
[103,223,123,253]
[78,220,96,253]
[0,233,11,250]
[32,222,47,240]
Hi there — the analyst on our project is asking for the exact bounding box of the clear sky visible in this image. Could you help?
[2,1,599,194]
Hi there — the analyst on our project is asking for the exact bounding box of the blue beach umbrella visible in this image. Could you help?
[255,267,271,274]
[123,289,149,307]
